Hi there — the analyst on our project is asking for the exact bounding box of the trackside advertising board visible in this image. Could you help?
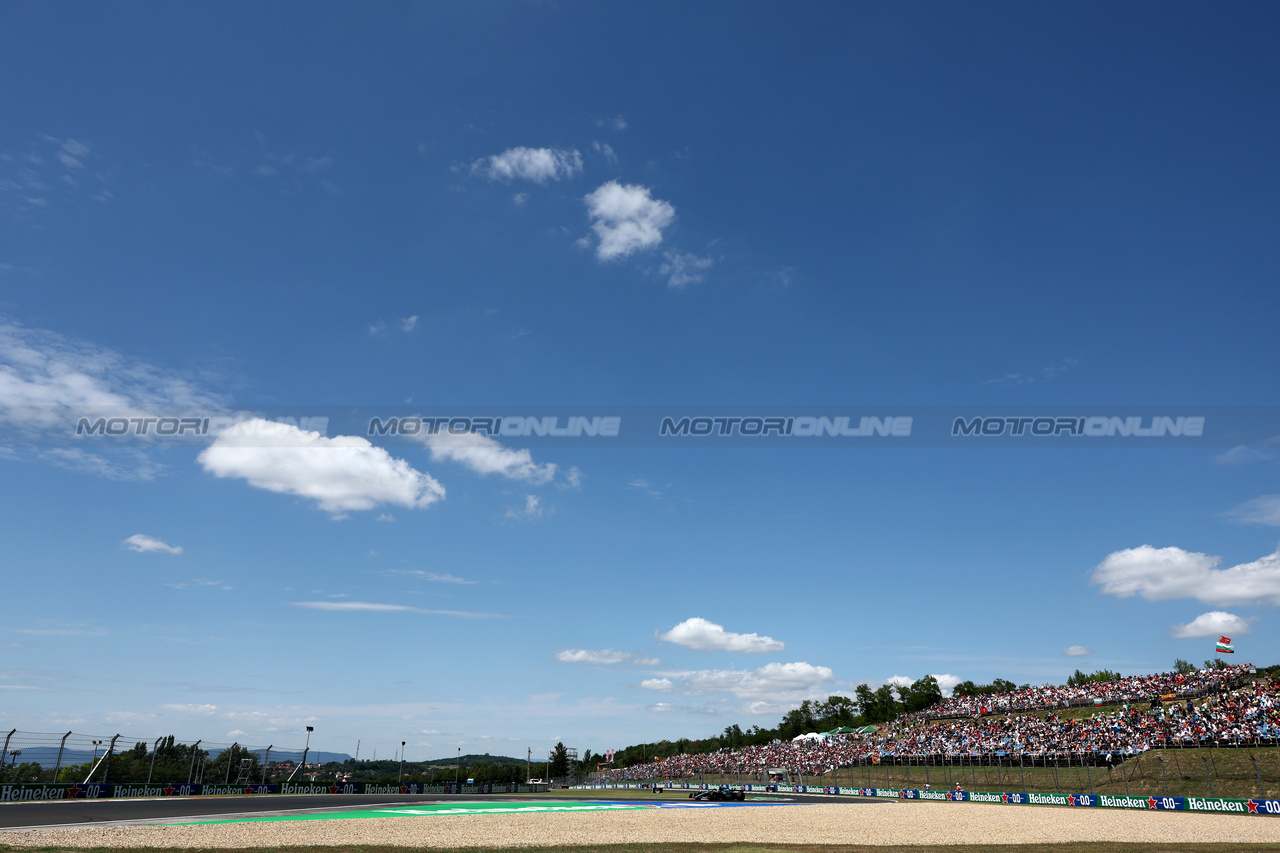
[0,782,539,800]
[572,783,1280,815]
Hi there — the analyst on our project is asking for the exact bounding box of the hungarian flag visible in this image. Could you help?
[1216,637,1234,654]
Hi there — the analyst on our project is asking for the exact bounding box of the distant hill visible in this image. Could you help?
[417,753,525,767]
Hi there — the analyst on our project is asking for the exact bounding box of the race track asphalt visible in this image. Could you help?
[0,791,856,829]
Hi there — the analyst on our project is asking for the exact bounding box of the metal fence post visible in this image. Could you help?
[1121,754,1129,796]
[1251,752,1264,798]
[1085,756,1092,794]
[1053,758,1060,794]
[262,746,272,783]
[1,731,13,771]
[148,737,161,784]
[51,732,71,783]
[188,740,202,784]
[102,735,120,784]
[1201,754,1213,797]
[1158,756,1167,797]
[1020,755,1025,792]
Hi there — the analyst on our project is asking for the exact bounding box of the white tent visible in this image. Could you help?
[791,732,827,741]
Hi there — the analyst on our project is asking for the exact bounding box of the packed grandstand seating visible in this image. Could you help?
[918,664,1245,718]
[602,664,1275,781]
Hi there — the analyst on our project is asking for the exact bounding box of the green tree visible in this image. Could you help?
[1173,658,1197,675]
[899,675,943,713]
[548,742,569,779]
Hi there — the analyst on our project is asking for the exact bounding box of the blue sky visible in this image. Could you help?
[2,1,1279,762]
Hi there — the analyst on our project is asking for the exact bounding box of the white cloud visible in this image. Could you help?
[1225,495,1280,527]
[932,673,962,697]
[1090,544,1280,607]
[556,649,630,664]
[633,657,662,666]
[377,513,396,522]
[597,115,627,131]
[420,431,556,484]
[197,418,445,515]
[592,141,617,164]
[640,678,673,691]
[659,251,712,289]
[665,662,835,706]
[472,147,583,184]
[885,675,914,688]
[400,315,419,333]
[124,534,182,555]
[507,494,543,520]
[583,181,675,261]
[657,617,784,653]
[290,601,502,619]
[425,572,477,585]
[1064,645,1093,656]
[1170,611,1253,639]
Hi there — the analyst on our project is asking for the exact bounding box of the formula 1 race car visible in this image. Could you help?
[688,785,746,801]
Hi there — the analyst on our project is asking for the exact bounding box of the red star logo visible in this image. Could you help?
[1001,794,1009,803]
[1067,795,1076,806]
[1248,800,1260,814]
[400,785,407,794]
[164,784,175,796]
[244,786,254,795]
[329,785,339,794]
[67,784,81,798]
[1147,797,1158,809]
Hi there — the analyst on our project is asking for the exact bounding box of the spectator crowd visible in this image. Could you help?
[602,664,1277,781]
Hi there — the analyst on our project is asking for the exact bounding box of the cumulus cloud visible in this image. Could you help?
[662,662,835,708]
[1225,495,1280,527]
[931,673,962,697]
[472,147,583,184]
[583,181,675,261]
[556,649,630,664]
[1090,544,1280,607]
[1170,611,1253,639]
[290,601,501,618]
[659,251,712,288]
[1064,645,1093,656]
[198,418,445,515]
[400,315,419,333]
[640,678,674,691]
[419,431,556,484]
[658,617,784,653]
[124,534,182,554]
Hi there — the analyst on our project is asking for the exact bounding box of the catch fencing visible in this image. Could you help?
[0,729,309,785]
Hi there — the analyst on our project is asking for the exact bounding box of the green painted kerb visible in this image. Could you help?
[179,802,658,824]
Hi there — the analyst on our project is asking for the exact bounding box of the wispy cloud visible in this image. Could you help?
[124,533,182,554]
[290,601,504,618]
[556,649,630,664]
[659,251,712,288]
[506,494,543,520]
[983,358,1078,387]
[1063,645,1093,656]
[472,147,583,184]
[596,115,627,131]
[1224,495,1280,527]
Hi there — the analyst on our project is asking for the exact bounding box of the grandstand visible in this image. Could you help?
[601,664,1277,795]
